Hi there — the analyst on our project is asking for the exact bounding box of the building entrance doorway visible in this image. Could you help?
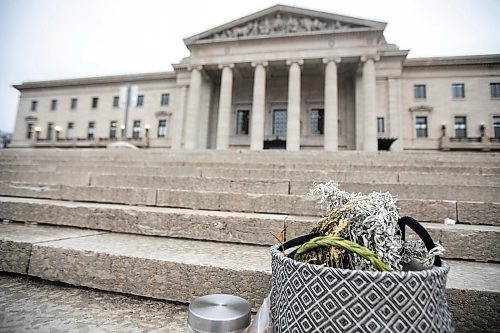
[264,108,287,149]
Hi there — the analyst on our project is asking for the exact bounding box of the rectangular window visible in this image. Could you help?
[161,93,170,106]
[491,83,500,98]
[50,99,58,111]
[109,121,117,139]
[31,100,37,111]
[452,83,465,99]
[67,122,74,140]
[236,110,250,135]
[415,116,428,138]
[157,119,167,138]
[273,109,287,136]
[113,96,119,108]
[27,123,34,139]
[414,84,426,99]
[310,108,324,135]
[454,116,467,138]
[137,95,144,107]
[132,120,141,139]
[47,123,54,140]
[91,97,99,109]
[377,117,385,134]
[71,98,78,110]
[493,116,500,139]
[87,121,95,140]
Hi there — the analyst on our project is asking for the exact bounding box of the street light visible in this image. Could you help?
[145,124,150,138]
[480,122,485,137]
[35,127,42,141]
[54,126,62,140]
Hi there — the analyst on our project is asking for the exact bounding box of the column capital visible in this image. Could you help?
[187,65,203,71]
[218,63,235,70]
[360,55,380,63]
[251,61,268,67]
[286,59,304,66]
[322,57,341,64]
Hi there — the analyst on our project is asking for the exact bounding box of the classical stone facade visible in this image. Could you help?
[11,5,500,150]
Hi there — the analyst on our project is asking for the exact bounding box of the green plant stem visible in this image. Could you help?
[294,236,391,272]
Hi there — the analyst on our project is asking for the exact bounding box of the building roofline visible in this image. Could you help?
[13,71,177,91]
[404,54,500,67]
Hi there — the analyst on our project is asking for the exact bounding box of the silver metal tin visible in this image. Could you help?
[187,294,251,333]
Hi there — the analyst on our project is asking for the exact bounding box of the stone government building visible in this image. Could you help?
[11,4,500,151]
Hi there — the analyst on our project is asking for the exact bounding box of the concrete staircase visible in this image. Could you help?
[0,149,499,332]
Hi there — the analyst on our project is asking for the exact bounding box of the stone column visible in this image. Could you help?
[250,62,267,151]
[388,77,403,151]
[323,58,341,151]
[216,64,234,150]
[361,56,378,152]
[171,85,187,149]
[184,66,202,150]
[286,59,303,151]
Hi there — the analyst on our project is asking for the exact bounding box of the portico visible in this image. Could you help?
[175,4,405,151]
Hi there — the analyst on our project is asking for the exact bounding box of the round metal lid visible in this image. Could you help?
[188,294,251,333]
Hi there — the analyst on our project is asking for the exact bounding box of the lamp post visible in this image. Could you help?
[54,126,62,141]
[144,124,150,147]
[441,123,446,137]
[480,123,485,137]
[35,127,41,141]
[120,124,125,139]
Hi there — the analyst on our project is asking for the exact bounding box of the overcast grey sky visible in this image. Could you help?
[1,0,499,133]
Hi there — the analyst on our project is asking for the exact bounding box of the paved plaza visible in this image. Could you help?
[0,274,187,333]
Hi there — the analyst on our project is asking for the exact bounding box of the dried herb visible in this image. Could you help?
[308,181,403,271]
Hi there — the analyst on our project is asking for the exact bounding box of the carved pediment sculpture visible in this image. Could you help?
[203,12,367,41]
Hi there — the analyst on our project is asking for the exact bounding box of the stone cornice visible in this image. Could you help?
[13,72,176,91]
[404,54,500,68]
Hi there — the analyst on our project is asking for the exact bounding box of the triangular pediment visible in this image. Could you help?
[184,4,386,45]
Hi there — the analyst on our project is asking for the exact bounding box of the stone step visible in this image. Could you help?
[1,184,498,226]
[0,171,290,195]
[1,197,498,261]
[1,222,498,331]
[2,149,499,168]
[1,170,499,201]
[1,163,498,186]
[0,274,188,332]
[286,216,500,262]
[0,223,270,309]
[0,196,286,245]
[293,181,500,202]
[2,148,499,164]
[0,170,91,187]
[1,159,498,176]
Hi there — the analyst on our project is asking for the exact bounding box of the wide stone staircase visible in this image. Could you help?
[0,149,498,332]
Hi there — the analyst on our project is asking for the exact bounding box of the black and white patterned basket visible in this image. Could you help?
[270,218,454,333]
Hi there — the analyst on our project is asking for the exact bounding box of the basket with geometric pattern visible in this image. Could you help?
[269,217,454,333]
